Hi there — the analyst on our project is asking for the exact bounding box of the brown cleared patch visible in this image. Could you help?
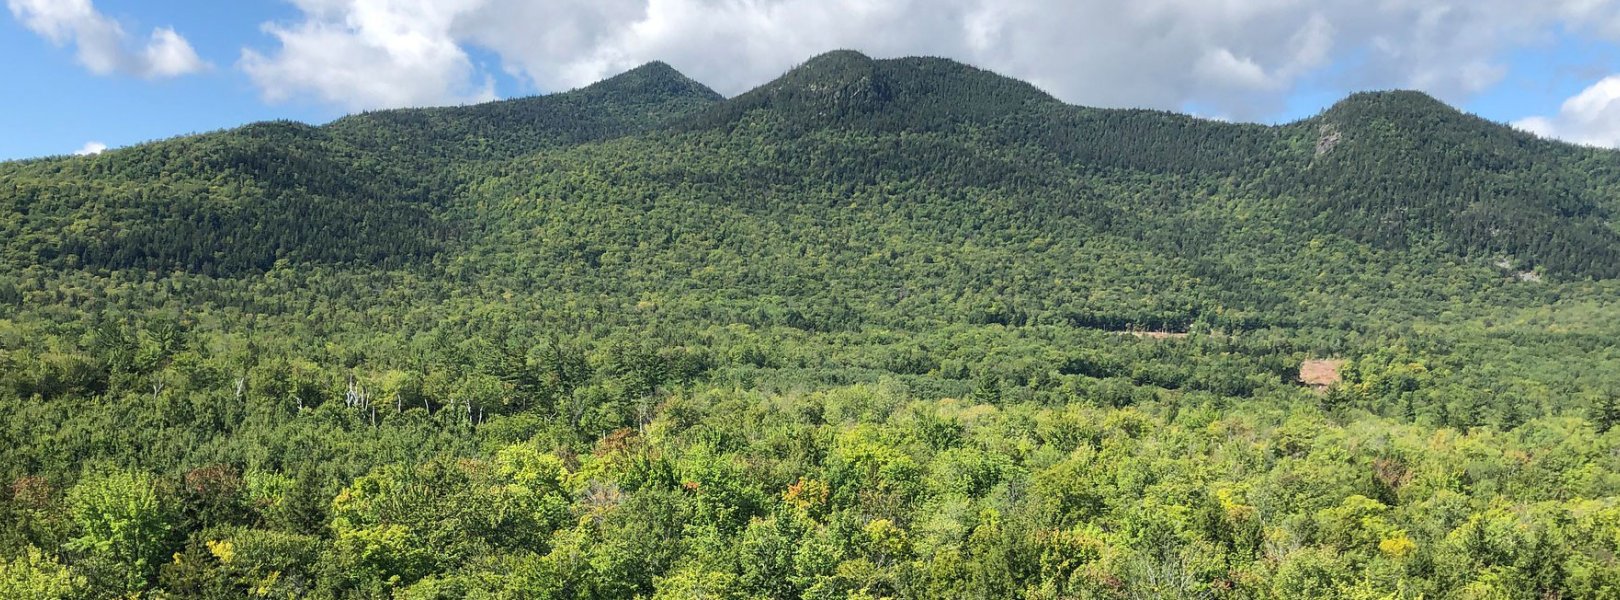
[593,427,641,457]
[1299,359,1346,390]
[1372,456,1412,491]
[9,476,52,509]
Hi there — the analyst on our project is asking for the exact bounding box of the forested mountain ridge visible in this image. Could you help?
[0,62,722,276]
[1285,91,1620,278]
[677,50,1062,133]
[4,51,1617,279]
[683,53,1620,278]
[0,119,444,275]
[4,51,1620,599]
[327,60,724,163]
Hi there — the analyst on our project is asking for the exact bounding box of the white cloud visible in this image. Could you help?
[6,0,206,79]
[240,0,1620,121]
[1514,76,1620,147]
[74,141,108,156]
[241,0,495,110]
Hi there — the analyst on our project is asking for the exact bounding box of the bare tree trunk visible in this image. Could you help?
[636,397,652,437]
[345,374,360,408]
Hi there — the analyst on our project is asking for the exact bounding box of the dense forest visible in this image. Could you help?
[3,51,1620,598]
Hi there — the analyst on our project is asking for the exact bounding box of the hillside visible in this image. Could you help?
[6,52,1619,281]
[0,63,722,276]
[327,61,723,163]
[1285,91,1620,277]
[3,51,1620,598]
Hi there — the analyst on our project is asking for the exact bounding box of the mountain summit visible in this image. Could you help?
[325,61,723,163]
[1286,90,1620,277]
[683,50,1060,132]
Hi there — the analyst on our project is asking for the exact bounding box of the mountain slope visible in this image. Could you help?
[327,61,723,163]
[0,62,723,276]
[0,120,441,275]
[1279,91,1620,277]
[3,52,1620,284]
[675,53,1620,280]
[680,50,1059,133]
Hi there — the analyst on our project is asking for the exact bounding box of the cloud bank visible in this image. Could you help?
[7,0,206,79]
[237,0,1620,123]
[1515,77,1620,148]
[73,141,107,156]
[241,0,496,110]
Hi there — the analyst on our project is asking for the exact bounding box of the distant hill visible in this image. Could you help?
[1285,91,1620,277]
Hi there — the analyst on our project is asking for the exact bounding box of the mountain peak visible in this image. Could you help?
[1303,89,1527,154]
[798,49,877,70]
[320,62,721,164]
[635,60,681,73]
[577,61,723,103]
[683,51,1058,132]
[1316,90,1464,124]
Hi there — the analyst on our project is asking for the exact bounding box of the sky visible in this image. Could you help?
[6,0,1620,160]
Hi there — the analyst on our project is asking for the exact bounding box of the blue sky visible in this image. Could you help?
[0,0,529,159]
[6,0,1620,160]
[1,1,321,158]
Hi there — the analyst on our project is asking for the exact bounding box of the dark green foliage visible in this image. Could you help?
[1592,392,1620,434]
[1,121,441,275]
[1287,92,1620,278]
[680,51,1059,134]
[328,61,723,164]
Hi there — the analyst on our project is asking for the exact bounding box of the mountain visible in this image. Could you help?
[685,52,1620,279]
[0,62,723,276]
[0,119,442,275]
[327,60,723,163]
[6,51,1616,279]
[680,50,1060,133]
[4,52,1620,599]
[1285,91,1620,277]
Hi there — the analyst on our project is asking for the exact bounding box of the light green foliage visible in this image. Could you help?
[653,567,744,600]
[64,469,174,593]
[0,547,84,599]
[328,523,434,594]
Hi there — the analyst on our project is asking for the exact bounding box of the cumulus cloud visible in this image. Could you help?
[1514,76,1620,148]
[6,0,206,78]
[240,0,1620,121]
[241,0,495,110]
[73,141,108,156]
